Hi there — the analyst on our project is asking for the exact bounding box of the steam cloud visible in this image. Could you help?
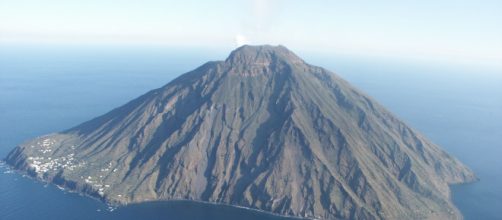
[235,34,249,47]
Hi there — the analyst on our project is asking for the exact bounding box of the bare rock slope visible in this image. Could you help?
[5,45,476,219]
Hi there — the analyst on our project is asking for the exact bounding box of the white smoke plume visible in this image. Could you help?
[235,34,250,47]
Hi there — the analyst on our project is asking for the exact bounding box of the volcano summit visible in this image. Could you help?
[5,45,475,219]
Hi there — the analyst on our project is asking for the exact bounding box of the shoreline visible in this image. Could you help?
[1,159,314,220]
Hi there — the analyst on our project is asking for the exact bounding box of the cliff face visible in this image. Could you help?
[5,45,476,220]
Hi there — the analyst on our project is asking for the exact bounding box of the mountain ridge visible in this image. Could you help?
[5,45,476,220]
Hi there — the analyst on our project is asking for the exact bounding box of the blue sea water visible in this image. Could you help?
[1,45,501,219]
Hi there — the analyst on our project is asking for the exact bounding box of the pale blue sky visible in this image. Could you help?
[1,0,501,65]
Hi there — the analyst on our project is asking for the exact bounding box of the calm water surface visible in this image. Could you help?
[1,46,501,219]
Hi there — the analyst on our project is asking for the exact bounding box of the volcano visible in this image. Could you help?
[6,45,475,219]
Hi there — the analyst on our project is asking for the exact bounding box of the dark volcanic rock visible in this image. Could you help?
[5,45,476,220]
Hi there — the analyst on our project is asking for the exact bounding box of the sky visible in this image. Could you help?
[0,0,501,66]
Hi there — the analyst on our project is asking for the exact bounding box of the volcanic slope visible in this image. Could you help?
[6,45,476,220]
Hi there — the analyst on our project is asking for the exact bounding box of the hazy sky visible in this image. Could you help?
[1,0,501,65]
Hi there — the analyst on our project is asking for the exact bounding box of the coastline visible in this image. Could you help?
[1,159,314,220]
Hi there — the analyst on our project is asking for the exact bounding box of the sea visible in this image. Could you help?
[1,45,501,220]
